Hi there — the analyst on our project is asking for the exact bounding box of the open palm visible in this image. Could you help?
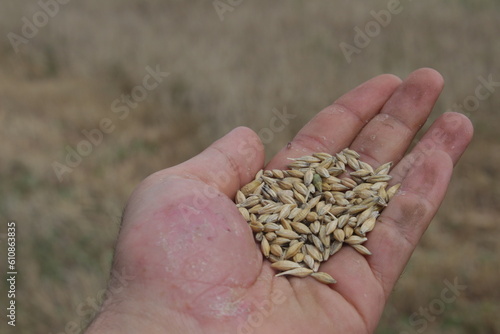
[87,68,473,334]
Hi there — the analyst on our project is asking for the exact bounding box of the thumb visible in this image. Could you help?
[112,127,265,317]
[165,126,265,197]
[97,128,265,327]
[120,126,265,240]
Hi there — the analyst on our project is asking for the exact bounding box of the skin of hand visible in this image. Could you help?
[86,68,473,334]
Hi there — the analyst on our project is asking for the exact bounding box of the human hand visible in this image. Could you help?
[86,68,473,334]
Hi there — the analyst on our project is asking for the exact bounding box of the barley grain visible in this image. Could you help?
[387,183,401,200]
[311,272,337,284]
[293,252,305,263]
[261,237,270,257]
[345,235,367,245]
[270,244,283,257]
[291,222,312,234]
[275,267,314,278]
[271,260,302,271]
[351,244,372,255]
[285,241,304,259]
[235,148,398,283]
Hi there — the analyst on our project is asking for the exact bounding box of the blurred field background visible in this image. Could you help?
[0,0,499,333]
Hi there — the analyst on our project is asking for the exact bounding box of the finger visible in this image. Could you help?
[366,112,473,296]
[390,112,474,183]
[162,126,265,197]
[317,113,472,320]
[351,68,444,168]
[266,74,402,169]
[117,127,266,299]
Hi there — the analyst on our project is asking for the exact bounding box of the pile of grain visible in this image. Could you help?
[235,148,400,284]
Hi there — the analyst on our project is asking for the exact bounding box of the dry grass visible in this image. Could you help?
[0,0,499,333]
